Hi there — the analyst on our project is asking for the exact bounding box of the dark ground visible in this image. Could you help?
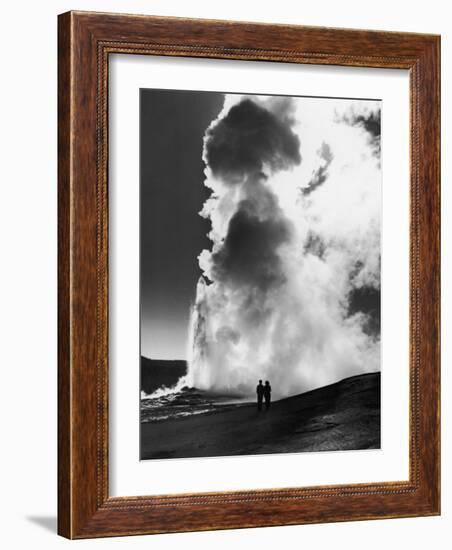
[140,371,380,460]
[141,357,187,395]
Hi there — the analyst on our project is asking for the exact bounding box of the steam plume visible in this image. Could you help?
[185,95,381,398]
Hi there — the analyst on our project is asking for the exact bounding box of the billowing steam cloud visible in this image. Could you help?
[185,94,381,398]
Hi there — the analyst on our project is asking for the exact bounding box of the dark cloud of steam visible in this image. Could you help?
[338,108,381,159]
[211,198,291,291]
[205,98,300,295]
[303,231,326,259]
[205,98,301,181]
[347,259,381,337]
[348,286,381,337]
[302,142,334,196]
[352,111,381,138]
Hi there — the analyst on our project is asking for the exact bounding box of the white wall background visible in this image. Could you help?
[0,1,449,548]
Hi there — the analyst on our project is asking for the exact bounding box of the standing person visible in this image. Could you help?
[256,380,264,411]
[264,380,272,410]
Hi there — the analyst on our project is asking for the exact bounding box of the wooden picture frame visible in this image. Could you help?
[58,10,440,539]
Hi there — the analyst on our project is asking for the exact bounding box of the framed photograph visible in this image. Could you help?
[58,11,440,538]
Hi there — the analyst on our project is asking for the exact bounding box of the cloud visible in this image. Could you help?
[337,105,381,159]
[302,141,334,196]
[210,190,292,292]
[185,95,381,397]
[204,98,301,182]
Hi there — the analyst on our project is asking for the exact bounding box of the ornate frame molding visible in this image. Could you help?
[58,11,440,538]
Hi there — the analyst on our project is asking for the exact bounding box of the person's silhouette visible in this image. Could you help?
[256,380,264,411]
[264,380,272,410]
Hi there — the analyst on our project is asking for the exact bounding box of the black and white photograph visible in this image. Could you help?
[140,89,381,460]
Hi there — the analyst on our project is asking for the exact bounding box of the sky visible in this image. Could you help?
[140,89,224,359]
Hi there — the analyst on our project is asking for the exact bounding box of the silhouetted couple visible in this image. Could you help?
[256,380,271,411]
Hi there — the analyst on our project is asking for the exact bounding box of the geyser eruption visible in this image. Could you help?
[186,94,381,398]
